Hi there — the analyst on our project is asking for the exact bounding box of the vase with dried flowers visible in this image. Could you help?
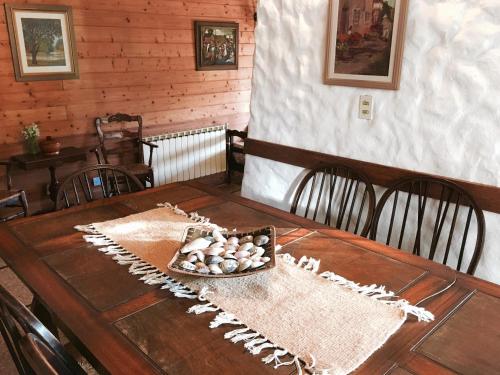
[22,123,40,155]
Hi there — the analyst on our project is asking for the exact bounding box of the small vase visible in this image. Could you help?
[39,136,61,155]
[25,137,40,155]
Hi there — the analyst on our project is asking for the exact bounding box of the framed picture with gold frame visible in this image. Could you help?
[325,0,408,90]
[4,3,79,82]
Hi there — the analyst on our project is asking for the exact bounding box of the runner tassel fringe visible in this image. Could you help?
[75,202,434,375]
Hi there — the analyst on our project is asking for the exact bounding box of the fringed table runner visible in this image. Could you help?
[76,203,434,375]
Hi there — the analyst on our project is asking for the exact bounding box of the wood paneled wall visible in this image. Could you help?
[0,0,256,211]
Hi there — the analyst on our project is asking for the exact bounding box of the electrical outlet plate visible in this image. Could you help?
[359,95,373,120]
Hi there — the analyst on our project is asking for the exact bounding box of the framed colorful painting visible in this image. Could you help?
[195,21,239,71]
[325,0,408,90]
[4,3,79,81]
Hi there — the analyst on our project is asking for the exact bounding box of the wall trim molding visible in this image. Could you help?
[245,138,500,214]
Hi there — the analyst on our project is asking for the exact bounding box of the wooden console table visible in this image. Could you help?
[10,147,89,201]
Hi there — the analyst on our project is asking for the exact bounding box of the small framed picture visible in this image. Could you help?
[325,0,409,90]
[4,3,79,81]
[195,21,239,71]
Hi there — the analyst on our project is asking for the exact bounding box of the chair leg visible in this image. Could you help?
[226,168,232,184]
[19,191,28,217]
[149,171,155,188]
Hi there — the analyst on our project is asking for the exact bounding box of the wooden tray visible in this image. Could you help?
[167,226,276,278]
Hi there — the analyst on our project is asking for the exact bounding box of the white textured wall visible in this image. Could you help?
[242,0,500,283]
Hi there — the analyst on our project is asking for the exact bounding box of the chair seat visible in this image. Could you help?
[0,190,23,204]
[124,163,152,176]
[232,142,244,151]
[232,153,245,165]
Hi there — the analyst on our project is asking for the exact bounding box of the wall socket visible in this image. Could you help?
[359,95,374,120]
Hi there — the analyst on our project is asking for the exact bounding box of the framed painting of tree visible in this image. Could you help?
[4,4,79,81]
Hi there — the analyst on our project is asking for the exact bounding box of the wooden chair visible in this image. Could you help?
[0,161,28,222]
[290,165,376,237]
[55,164,145,210]
[370,176,485,275]
[226,129,247,183]
[0,285,85,375]
[94,113,158,187]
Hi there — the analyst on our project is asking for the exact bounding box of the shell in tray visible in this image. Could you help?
[167,226,276,278]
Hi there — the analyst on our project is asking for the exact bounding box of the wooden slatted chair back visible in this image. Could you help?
[95,113,144,165]
[55,164,144,210]
[370,176,485,275]
[290,164,376,237]
[0,161,29,221]
[0,285,85,375]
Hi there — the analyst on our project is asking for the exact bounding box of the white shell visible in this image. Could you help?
[205,256,224,265]
[180,238,211,254]
[261,257,271,263]
[209,264,223,275]
[204,247,225,256]
[224,254,237,260]
[234,250,250,259]
[251,261,265,269]
[188,250,205,262]
[212,229,227,243]
[224,244,238,253]
[250,247,265,258]
[220,259,239,273]
[254,235,270,246]
[196,262,210,274]
[238,258,253,272]
[227,237,239,245]
[210,241,225,248]
[186,255,197,263]
[180,261,196,271]
[239,235,254,244]
[238,242,254,252]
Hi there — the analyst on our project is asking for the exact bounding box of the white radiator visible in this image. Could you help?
[143,124,227,186]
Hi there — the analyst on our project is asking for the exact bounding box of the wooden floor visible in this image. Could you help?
[0,172,242,374]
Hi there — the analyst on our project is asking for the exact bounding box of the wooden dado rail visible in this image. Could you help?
[245,139,500,215]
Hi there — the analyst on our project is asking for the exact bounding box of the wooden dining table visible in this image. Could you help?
[0,181,499,375]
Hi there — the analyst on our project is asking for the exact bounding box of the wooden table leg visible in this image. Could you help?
[31,295,59,338]
[48,166,60,202]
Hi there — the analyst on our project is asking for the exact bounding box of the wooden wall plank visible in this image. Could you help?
[0,0,256,210]
[0,80,253,110]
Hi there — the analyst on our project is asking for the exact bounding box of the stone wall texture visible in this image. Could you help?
[242,0,500,283]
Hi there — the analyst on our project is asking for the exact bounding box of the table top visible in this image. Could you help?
[0,181,499,375]
[10,146,89,170]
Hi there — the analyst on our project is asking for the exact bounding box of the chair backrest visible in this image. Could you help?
[0,285,85,375]
[95,113,144,165]
[226,129,248,153]
[370,176,485,275]
[55,164,145,211]
[290,164,376,237]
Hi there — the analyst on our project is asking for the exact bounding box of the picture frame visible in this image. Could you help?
[195,21,239,71]
[325,0,408,90]
[4,3,79,82]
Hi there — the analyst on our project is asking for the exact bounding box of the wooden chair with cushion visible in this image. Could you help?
[55,164,145,210]
[94,113,158,187]
[370,176,485,275]
[0,161,28,222]
[226,129,248,183]
[290,164,376,237]
[0,285,85,375]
